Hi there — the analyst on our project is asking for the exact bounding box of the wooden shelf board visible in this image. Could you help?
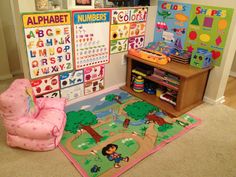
[131,72,179,91]
[121,85,203,117]
[146,76,179,91]
[127,54,213,79]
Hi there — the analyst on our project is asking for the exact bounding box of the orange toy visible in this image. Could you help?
[128,48,171,65]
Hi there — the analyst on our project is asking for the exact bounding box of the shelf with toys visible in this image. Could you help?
[121,42,213,117]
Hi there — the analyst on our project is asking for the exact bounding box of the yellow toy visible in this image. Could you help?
[128,48,171,65]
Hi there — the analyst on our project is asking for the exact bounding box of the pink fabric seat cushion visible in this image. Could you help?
[36,98,66,111]
[0,79,66,151]
[36,109,65,136]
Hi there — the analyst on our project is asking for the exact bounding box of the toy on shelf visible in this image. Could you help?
[170,50,192,64]
[156,85,166,97]
[144,82,156,95]
[190,48,212,68]
[128,48,171,65]
[150,68,180,90]
[133,76,144,93]
[160,89,177,106]
[146,41,179,56]
[132,67,154,77]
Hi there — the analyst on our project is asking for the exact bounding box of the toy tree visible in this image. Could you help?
[65,110,103,143]
[105,94,122,104]
[124,101,158,120]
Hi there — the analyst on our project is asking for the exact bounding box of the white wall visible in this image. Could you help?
[0,0,22,75]
[230,53,236,77]
[14,1,157,89]
[0,19,12,80]
[14,0,236,103]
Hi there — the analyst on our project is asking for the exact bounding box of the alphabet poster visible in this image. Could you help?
[73,10,110,69]
[110,7,148,54]
[154,1,192,49]
[22,12,73,79]
[185,5,234,66]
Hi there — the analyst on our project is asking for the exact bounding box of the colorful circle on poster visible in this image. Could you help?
[189,31,197,40]
[218,19,227,31]
[200,34,210,42]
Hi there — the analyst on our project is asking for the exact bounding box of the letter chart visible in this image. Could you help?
[22,12,73,79]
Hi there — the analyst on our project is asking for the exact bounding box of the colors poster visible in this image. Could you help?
[154,1,192,49]
[22,12,73,79]
[73,10,110,69]
[185,5,234,66]
[110,7,148,54]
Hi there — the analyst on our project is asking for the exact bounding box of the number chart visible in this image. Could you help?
[73,10,110,69]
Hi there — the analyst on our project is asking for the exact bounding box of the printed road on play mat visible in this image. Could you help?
[59,89,201,177]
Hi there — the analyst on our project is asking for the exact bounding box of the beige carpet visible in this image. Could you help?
[0,103,236,177]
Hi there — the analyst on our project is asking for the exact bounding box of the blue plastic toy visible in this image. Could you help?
[190,48,212,68]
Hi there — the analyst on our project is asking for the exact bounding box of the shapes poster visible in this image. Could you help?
[30,75,60,96]
[154,1,192,49]
[22,12,73,79]
[73,10,110,69]
[185,5,234,66]
[110,7,148,54]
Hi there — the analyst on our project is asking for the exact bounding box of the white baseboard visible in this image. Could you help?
[0,74,13,80]
[66,82,126,106]
[230,71,236,78]
[203,96,225,104]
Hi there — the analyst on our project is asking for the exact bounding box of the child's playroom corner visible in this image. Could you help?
[0,0,236,177]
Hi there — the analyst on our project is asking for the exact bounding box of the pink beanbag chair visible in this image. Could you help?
[0,79,66,151]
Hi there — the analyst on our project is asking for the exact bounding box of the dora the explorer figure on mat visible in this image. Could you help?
[102,144,129,168]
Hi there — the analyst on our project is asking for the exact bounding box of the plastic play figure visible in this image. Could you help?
[102,144,129,168]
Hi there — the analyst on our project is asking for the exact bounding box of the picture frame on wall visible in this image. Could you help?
[63,0,94,9]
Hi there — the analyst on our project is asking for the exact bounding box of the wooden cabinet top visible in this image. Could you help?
[126,54,213,78]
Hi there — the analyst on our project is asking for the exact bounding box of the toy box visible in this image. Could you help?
[190,48,212,68]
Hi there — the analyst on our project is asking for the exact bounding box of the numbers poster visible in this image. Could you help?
[22,12,73,79]
[185,5,234,66]
[110,7,148,54]
[154,1,192,49]
[73,10,110,69]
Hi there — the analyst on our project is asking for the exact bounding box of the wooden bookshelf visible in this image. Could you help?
[122,54,213,117]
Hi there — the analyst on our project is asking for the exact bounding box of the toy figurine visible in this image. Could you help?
[102,144,129,168]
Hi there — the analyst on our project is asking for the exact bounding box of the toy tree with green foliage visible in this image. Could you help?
[105,94,122,104]
[124,101,159,120]
[65,110,103,143]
